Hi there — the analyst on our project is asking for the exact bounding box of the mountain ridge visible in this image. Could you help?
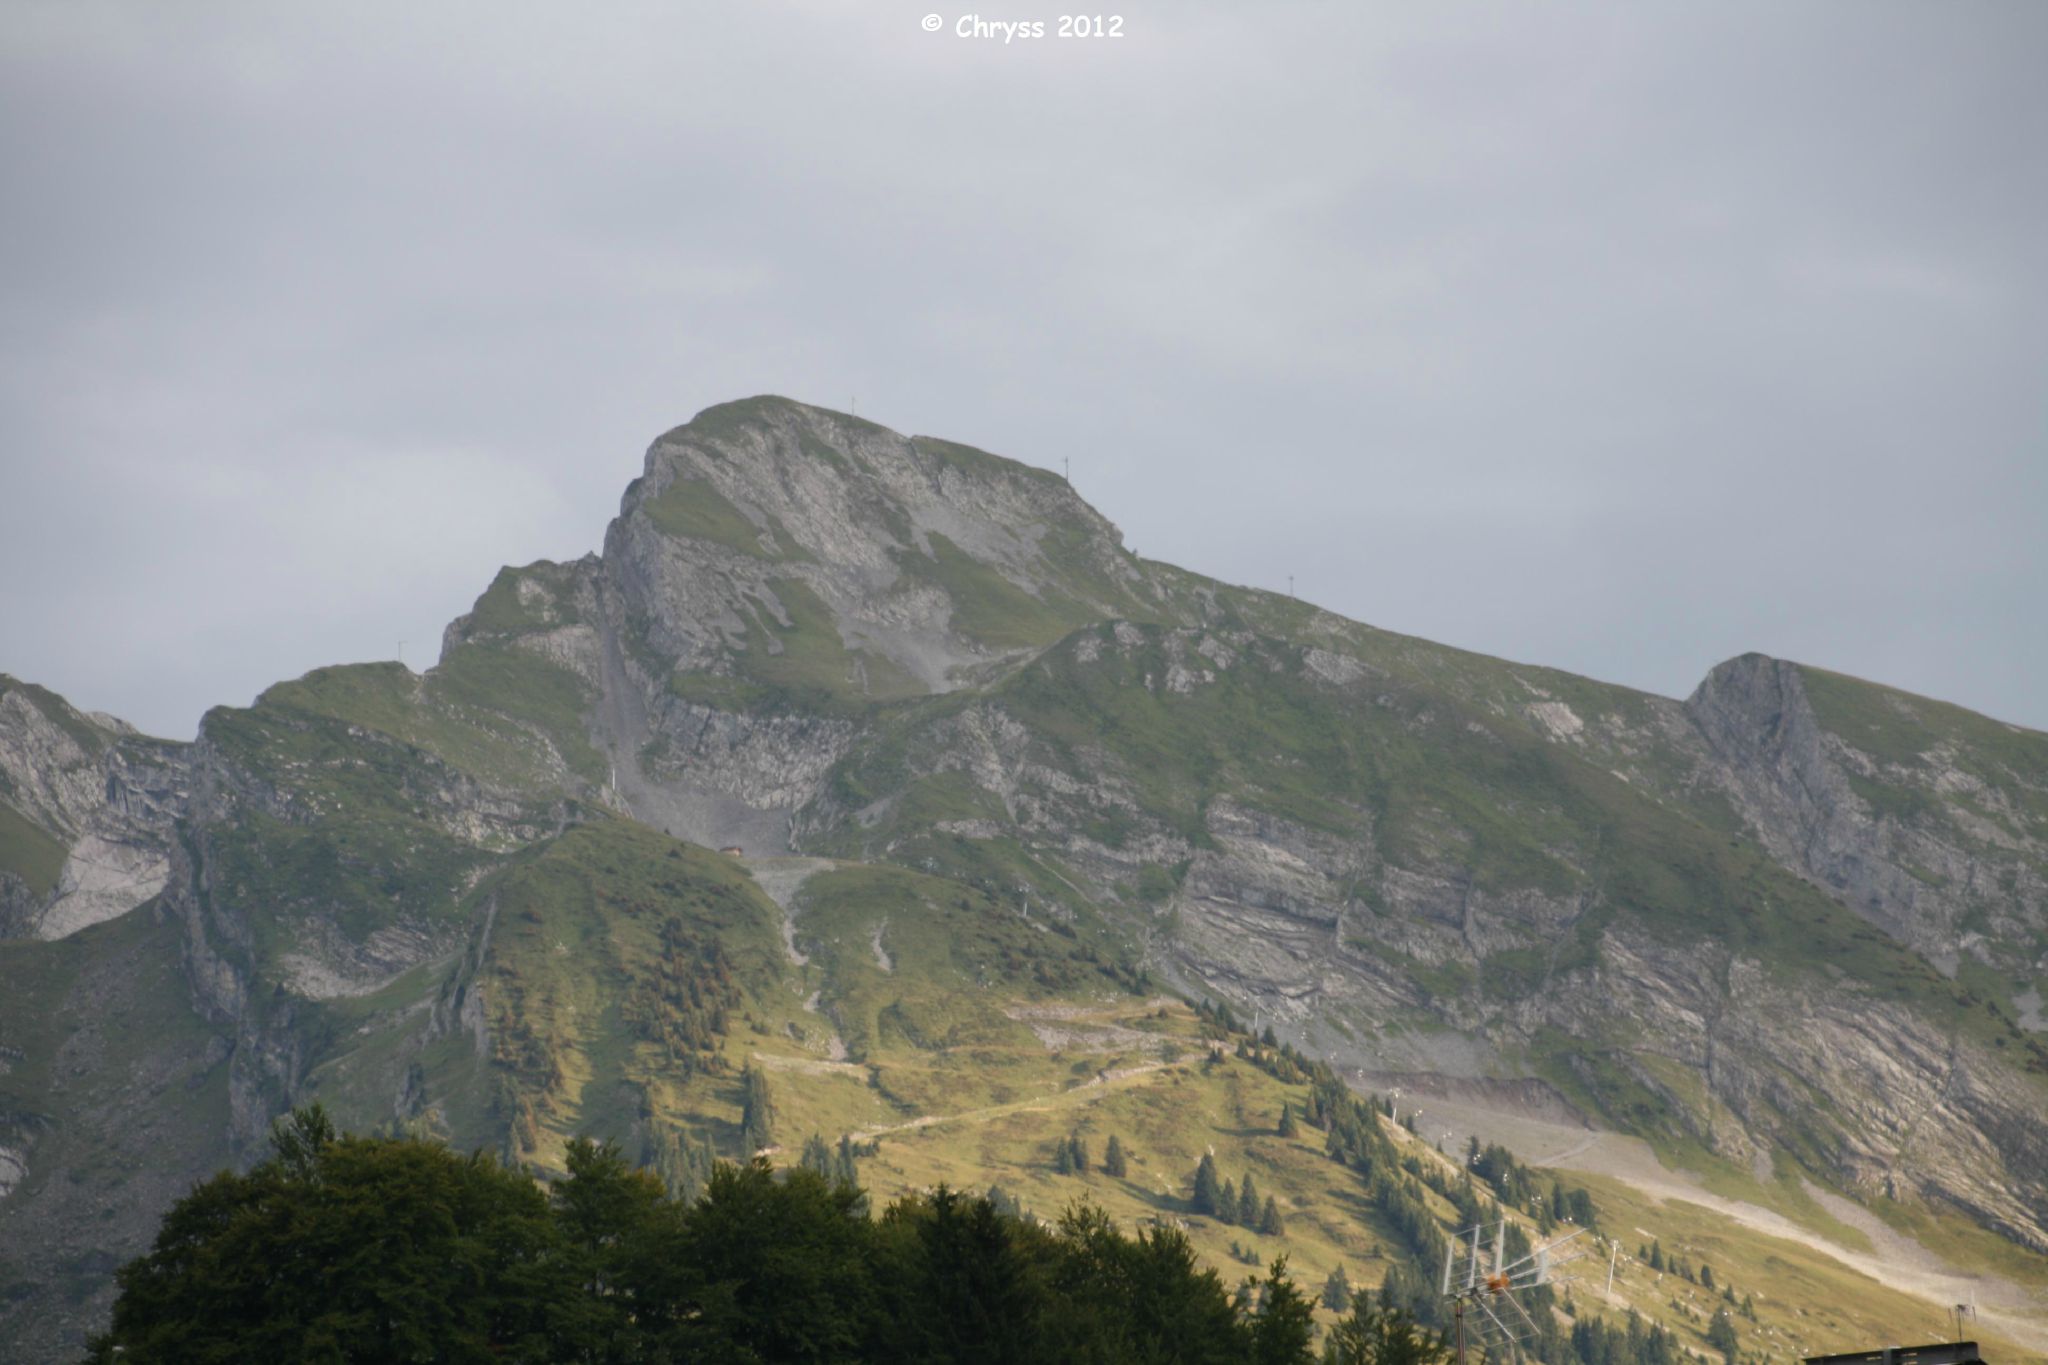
[2,396,2044,1360]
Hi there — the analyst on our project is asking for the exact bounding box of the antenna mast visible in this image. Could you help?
[1440,1221,1590,1365]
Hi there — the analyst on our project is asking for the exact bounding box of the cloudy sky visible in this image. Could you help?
[2,1,2042,739]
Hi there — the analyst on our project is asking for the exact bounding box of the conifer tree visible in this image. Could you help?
[1103,1134,1128,1178]
[1259,1195,1283,1238]
[739,1064,774,1147]
[1069,1132,1091,1173]
[1220,1179,1238,1222]
[1707,1308,1740,1362]
[1324,1299,1449,1365]
[1277,1103,1298,1138]
[1246,1256,1314,1365]
[1055,1138,1077,1175]
[1193,1154,1223,1215]
[1322,1263,1353,1312]
[1237,1172,1261,1227]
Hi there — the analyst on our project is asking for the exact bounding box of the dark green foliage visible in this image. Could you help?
[87,1106,566,1363]
[1238,1172,1262,1227]
[1104,1133,1129,1178]
[985,1183,1024,1219]
[1706,1308,1739,1362]
[1375,1260,1441,1331]
[1193,1153,1224,1216]
[740,1061,775,1150]
[1569,1308,1682,1365]
[1321,1264,1352,1313]
[97,1109,1340,1363]
[1320,1300,1447,1365]
[1246,1257,1316,1365]
[642,1123,717,1204]
[623,916,740,1071]
[661,1159,875,1361]
[1277,1103,1299,1139]
[1259,1196,1284,1238]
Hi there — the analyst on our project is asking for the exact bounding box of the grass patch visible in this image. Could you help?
[0,800,66,899]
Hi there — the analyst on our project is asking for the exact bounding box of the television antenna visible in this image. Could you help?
[1440,1220,1589,1364]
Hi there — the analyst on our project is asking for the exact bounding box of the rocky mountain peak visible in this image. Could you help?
[602,395,1162,694]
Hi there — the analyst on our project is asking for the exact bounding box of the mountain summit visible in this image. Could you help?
[3,398,2045,1359]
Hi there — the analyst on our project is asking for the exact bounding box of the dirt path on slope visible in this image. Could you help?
[847,1061,1172,1143]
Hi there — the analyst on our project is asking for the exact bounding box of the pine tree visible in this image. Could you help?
[1194,1154,1223,1215]
[1246,1256,1315,1365]
[1103,1135,1128,1178]
[1219,1179,1237,1224]
[1068,1132,1091,1173]
[1324,1299,1448,1365]
[1706,1309,1739,1362]
[1259,1195,1284,1238]
[1276,1103,1298,1138]
[1700,1261,1715,1289]
[1322,1264,1353,1312]
[1055,1138,1077,1175]
[739,1063,774,1147]
[1237,1172,1261,1227]
[799,1134,832,1177]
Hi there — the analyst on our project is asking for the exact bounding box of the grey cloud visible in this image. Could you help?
[1,0,2042,737]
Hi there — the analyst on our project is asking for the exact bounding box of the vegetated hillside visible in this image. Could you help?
[1,396,2044,1361]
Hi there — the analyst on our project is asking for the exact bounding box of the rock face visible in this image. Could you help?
[2,396,2045,1359]
[1687,653,2048,977]
[0,678,187,941]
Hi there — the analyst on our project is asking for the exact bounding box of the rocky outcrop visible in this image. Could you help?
[1687,653,2048,978]
[0,678,188,941]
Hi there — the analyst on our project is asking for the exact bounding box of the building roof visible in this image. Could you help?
[1804,1343,1984,1365]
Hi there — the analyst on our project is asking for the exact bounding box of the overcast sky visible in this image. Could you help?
[2,1,2043,740]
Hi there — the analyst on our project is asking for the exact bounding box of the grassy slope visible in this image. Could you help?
[255,800,2048,1358]
[257,648,604,794]
[0,799,66,898]
[0,909,230,1319]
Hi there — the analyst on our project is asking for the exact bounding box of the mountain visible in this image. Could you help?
[2,396,2044,1360]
